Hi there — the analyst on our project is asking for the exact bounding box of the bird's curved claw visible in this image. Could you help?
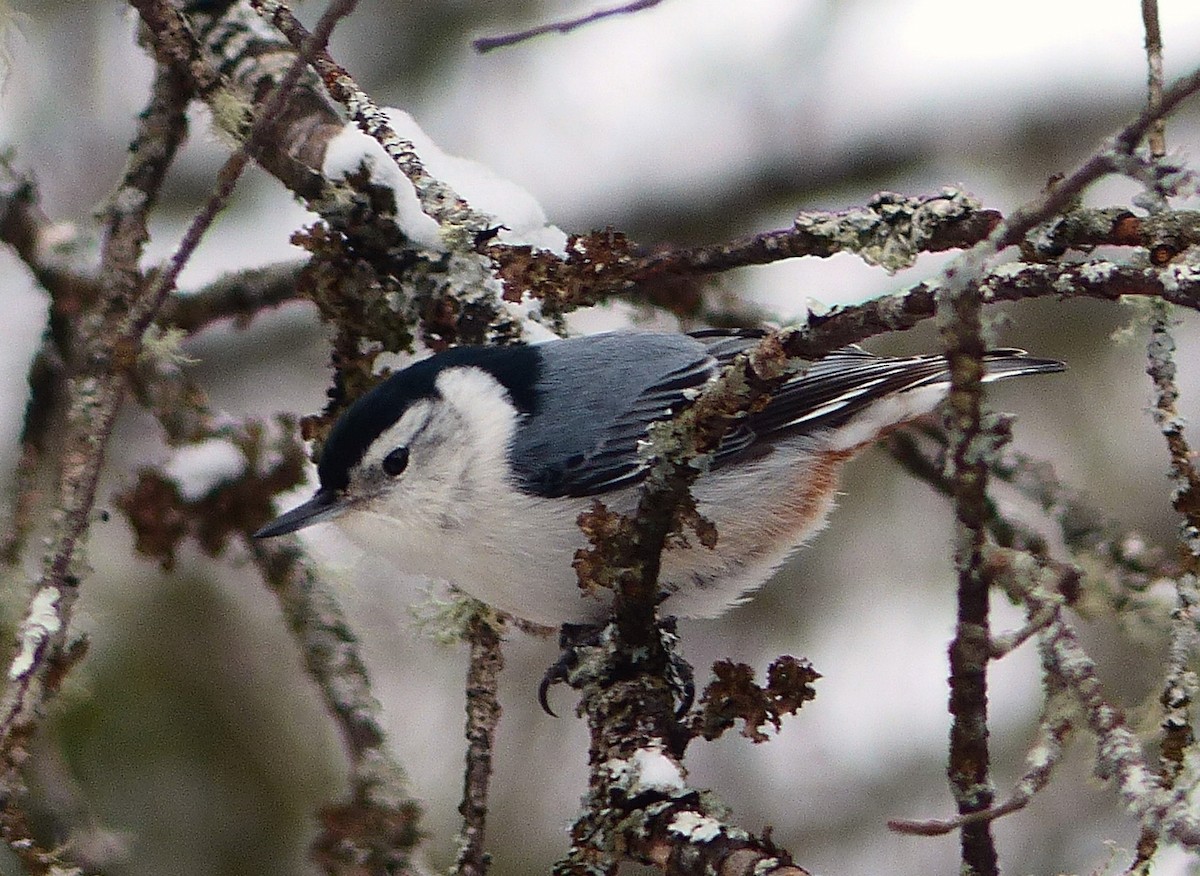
[669,647,696,718]
[538,623,601,717]
[537,620,695,718]
[537,661,564,717]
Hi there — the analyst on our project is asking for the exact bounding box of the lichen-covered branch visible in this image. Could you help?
[0,55,196,870]
[491,200,1200,311]
[126,0,355,344]
[1145,302,1200,551]
[891,548,1076,837]
[795,257,1200,361]
[141,0,343,201]
[937,246,999,876]
[978,550,1200,852]
[1034,597,1200,848]
[454,610,505,876]
[563,330,833,873]
[886,426,1164,612]
[7,3,1200,873]
[1130,296,1200,871]
[0,375,124,854]
[0,157,93,304]
[865,61,1200,869]
[254,541,423,875]
[158,261,306,333]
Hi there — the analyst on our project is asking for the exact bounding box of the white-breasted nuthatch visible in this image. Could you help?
[254,330,1063,626]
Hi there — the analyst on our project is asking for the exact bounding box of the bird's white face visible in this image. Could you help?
[333,366,526,570]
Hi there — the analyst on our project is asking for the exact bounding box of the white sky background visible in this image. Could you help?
[2,2,1200,875]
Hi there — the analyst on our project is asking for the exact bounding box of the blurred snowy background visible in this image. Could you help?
[3,1,1200,874]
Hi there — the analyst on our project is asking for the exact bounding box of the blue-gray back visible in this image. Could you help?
[511,333,717,496]
[509,330,1063,498]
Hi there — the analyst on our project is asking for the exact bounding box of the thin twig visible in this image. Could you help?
[0,379,124,760]
[1145,301,1200,552]
[980,549,1200,848]
[252,541,424,872]
[97,64,191,305]
[892,548,1076,837]
[1142,0,1166,157]
[1128,298,1200,873]
[903,65,1198,868]
[978,61,1200,260]
[158,261,307,333]
[455,610,505,876]
[472,0,663,53]
[870,57,1200,876]
[0,157,94,304]
[1134,17,1198,864]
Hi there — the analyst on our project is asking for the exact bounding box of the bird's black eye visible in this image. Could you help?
[382,446,409,477]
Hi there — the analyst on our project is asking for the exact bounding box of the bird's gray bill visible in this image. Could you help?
[254,489,339,538]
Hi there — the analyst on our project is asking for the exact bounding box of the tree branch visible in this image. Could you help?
[938,227,999,876]
[158,261,306,333]
[454,609,505,876]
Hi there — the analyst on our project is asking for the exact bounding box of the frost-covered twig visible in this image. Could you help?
[253,0,493,239]
[0,349,125,857]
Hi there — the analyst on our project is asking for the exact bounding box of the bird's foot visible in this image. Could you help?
[538,618,694,718]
